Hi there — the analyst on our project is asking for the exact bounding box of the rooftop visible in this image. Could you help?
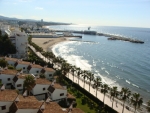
[36,78,51,85]
[16,60,30,65]
[0,90,18,101]
[16,95,43,109]
[17,74,31,79]
[4,57,18,62]
[31,64,43,69]
[53,83,66,89]
[44,67,55,72]
[43,102,65,113]
[0,69,18,75]
[67,93,76,100]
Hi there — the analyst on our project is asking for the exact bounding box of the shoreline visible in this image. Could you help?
[32,37,70,52]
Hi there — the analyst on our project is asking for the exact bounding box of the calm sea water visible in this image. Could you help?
[48,25,150,102]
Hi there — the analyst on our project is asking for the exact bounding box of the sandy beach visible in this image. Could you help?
[31,37,136,113]
[32,37,67,52]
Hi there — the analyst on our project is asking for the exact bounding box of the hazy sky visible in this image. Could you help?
[0,0,150,28]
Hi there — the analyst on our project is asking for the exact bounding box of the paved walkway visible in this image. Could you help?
[28,44,141,113]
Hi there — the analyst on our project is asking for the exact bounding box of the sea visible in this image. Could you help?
[48,25,150,103]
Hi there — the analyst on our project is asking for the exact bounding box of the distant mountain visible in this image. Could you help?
[0,15,38,21]
[0,15,71,25]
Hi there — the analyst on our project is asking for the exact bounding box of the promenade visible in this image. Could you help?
[28,44,139,113]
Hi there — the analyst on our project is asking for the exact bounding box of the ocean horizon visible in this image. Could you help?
[48,25,150,103]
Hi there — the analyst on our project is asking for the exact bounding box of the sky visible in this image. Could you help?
[0,0,150,28]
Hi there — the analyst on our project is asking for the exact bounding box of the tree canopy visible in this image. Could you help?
[0,30,16,55]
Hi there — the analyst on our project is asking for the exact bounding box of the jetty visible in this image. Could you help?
[97,33,144,44]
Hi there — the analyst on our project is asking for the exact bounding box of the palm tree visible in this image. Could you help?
[23,75,36,96]
[120,88,131,113]
[82,70,87,89]
[110,86,118,108]
[76,68,82,85]
[94,77,102,98]
[87,72,94,92]
[101,84,109,103]
[70,66,76,82]
[131,93,143,113]
[146,100,150,112]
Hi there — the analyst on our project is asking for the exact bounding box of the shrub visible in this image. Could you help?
[8,65,15,69]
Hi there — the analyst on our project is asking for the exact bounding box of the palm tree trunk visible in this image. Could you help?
[73,74,74,82]
[96,89,97,97]
[89,82,90,92]
[112,97,114,108]
[134,106,137,113]
[78,77,79,85]
[122,101,125,113]
[103,93,105,103]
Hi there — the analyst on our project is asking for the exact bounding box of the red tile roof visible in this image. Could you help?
[0,90,18,101]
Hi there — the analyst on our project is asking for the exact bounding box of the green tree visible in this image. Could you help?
[94,77,102,98]
[82,70,88,89]
[70,66,76,82]
[101,84,109,103]
[131,93,143,113]
[120,88,131,113]
[23,75,35,96]
[147,100,150,112]
[0,58,8,67]
[87,72,94,92]
[110,86,118,108]
[76,68,82,85]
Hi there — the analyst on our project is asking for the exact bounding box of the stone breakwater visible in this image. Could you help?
[98,33,144,44]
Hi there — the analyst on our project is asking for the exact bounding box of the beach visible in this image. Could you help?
[32,37,67,52]
[31,37,136,113]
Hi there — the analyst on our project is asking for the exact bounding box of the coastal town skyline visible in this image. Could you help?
[0,0,150,28]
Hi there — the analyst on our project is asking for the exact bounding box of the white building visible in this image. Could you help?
[27,64,43,75]
[48,82,67,101]
[4,57,17,66]
[9,95,43,113]
[0,69,17,89]
[31,78,51,100]
[0,90,18,113]
[13,74,29,93]
[3,27,28,59]
[40,67,55,80]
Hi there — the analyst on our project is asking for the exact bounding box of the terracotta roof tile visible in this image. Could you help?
[4,57,18,62]
[17,74,31,79]
[17,61,30,65]
[44,68,55,72]
[0,90,18,101]
[53,83,66,89]
[0,69,18,75]
[67,93,76,100]
[16,95,43,109]
[43,102,64,113]
[31,64,43,68]
[36,78,51,85]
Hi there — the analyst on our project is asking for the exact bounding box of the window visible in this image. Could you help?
[0,79,2,82]
[23,67,25,69]
[49,74,52,77]
[7,78,10,81]
[60,93,64,96]
[17,84,22,87]
[43,88,45,91]
[6,83,12,86]
[37,71,39,73]
[1,106,6,110]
